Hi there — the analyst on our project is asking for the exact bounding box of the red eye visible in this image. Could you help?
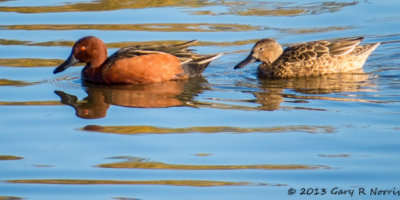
[80,46,86,51]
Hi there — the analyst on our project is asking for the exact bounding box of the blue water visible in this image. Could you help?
[1,0,400,199]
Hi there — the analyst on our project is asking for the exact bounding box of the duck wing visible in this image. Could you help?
[105,40,222,77]
[113,40,198,58]
[280,37,363,62]
[101,40,197,70]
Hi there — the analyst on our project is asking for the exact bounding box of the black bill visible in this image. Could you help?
[53,54,79,74]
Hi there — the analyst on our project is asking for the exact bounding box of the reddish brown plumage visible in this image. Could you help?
[84,53,183,84]
[54,36,221,84]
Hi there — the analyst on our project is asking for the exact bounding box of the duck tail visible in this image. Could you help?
[172,40,197,49]
[360,42,380,55]
[350,41,380,57]
[182,53,223,77]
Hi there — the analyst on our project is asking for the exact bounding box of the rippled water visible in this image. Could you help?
[1,0,400,199]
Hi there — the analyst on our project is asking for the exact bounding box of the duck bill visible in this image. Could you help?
[234,54,257,69]
[53,54,79,74]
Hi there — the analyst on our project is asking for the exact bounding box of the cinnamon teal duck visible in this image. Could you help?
[54,36,222,84]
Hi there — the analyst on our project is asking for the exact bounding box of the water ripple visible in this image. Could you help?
[44,73,81,89]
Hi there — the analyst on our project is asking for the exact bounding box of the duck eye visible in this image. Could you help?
[80,46,86,51]
[259,47,264,51]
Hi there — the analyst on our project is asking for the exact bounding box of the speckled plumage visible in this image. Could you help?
[234,37,380,78]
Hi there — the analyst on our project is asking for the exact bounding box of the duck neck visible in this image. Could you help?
[89,48,108,69]
[83,48,108,83]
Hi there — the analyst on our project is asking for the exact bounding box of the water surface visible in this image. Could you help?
[1,0,400,199]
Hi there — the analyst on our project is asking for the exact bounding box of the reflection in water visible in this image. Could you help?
[0,155,23,160]
[195,153,213,157]
[113,197,140,200]
[0,58,62,67]
[0,101,60,106]
[318,154,351,158]
[82,124,335,134]
[1,23,261,32]
[0,0,357,16]
[280,26,353,34]
[216,1,358,16]
[0,78,35,86]
[251,72,375,110]
[7,179,266,187]
[0,196,23,200]
[55,78,209,119]
[0,0,214,13]
[97,156,331,170]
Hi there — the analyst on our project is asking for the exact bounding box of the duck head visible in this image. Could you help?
[234,38,283,69]
[53,36,108,74]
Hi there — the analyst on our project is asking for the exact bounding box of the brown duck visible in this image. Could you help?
[234,37,380,78]
[54,36,222,84]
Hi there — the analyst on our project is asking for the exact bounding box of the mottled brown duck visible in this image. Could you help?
[234,37,380,78]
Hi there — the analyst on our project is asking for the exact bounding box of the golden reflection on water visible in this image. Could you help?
[0,58,63,67]
[7,179,265,187]
[1,23,260,32]
[0,79,35,86]
[0,38,73,47]
[0,0,357,17]
[55,78,208,119]
[0,155,23,160]
[0,0,213,13]
[0,101,61,106]
[195,153,213,157]
[97,156,331,170]
[82,124,335,134]
[0,196,23,200]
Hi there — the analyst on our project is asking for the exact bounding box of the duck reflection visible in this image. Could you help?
[55,77,209,119]
[252,72,374,110]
